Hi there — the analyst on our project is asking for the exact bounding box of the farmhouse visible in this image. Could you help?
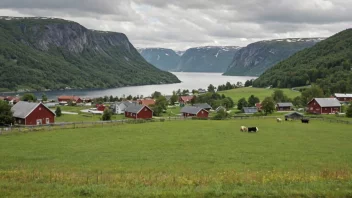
[96,104,106,111]
[307,98,341,114]
[137,99,156,106]
[110,101,132,114]
[243,107,258,114]
[193,103,212,111]
[285,112,304,120]
[11,101,55,125]
[58,96,82,104]
[255,103,262,111]
[334,93,352,103]
[276,102,293,111]
[125,105,153,119]
[3,96,20,105]
[215,106,226,112]
[180,106,209,118]
[179,96,194,105]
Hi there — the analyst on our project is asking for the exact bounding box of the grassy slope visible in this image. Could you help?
[218,87,300,102]
[1,120,352,197]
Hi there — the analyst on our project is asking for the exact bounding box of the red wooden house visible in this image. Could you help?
[255,103,262,111]
[96,104,106,111]
[125,105,153,119]
[180,106,209,118]
[11,101,55,125]
[334,93,352,103]
[307,98,341,114]
[179,96,194,105]
[58,96,82,104]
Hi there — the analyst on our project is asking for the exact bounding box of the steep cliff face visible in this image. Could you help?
[175,46,240,72]
[0,17,180,91]
[137,48,180,71]
[223,38,324,76]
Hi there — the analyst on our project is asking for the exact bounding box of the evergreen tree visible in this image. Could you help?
[237,98,248,110]
[0,100,13,125]
[41,93,48,102]
[208,84,216,93]
[55,106,62,117]
[248,95,260,106]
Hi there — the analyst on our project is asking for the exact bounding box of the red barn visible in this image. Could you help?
[58,96,82,104]
[11,101,55,125]
[180,106,209,118]
[125,105,153,119]
[334,93,352,103]
[307,98,341,114]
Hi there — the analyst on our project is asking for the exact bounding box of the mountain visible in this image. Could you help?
[223,38,324,76]
[0,16,180,92]
[253,29,352,94]
[175,46,240,72]
[175,50,185,56]
[137,48,180,71]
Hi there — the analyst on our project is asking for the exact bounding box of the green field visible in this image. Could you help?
[219,87,300,102]
[1,119,352,197]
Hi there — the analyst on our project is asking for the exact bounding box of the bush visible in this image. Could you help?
[102,109,112,121]
[212,109,229,120]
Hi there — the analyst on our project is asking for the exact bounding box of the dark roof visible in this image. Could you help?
[311,98,341,107]
[243,107,258,114]
[193,103,212,109]
[180,106,205,114]
[285,112,304,117]
[11,102,54,119]
[125,105,151,113]
[122,101,133,107]
[277,102,293,107]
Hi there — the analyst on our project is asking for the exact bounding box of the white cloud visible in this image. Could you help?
[1,0,351,50]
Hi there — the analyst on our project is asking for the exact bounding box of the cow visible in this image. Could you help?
[301,118,309,124]
[248,127,259,132]
[277,118,282,122]
[240,126,248,132]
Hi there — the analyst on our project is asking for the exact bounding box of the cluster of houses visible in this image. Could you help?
[1,92,352,126]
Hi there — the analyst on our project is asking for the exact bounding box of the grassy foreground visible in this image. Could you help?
[1,120,352,197]
[219,87,300,102]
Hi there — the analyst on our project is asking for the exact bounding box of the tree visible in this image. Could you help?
[301,85,324,105]
[248,95,260,106]
[222,97,235,109]
[292,96,303,107]
[126,95,133,100]
[55,106,62,117]
[170,94,178,105]
[261,97,276,115]
[103,96,109,102]
[182,89,190,96]
[155,96,168,110]
[151,91,162,99]
[237,98,248,110]
[41,93,48,102]
[21,93,37,102]
[244,79,253,87]
[212,109,229,120]
[208,84,216,93]
[272,89,286,103]
[346,103,352,118]
[102,109,112,121]
[0,100,13,125]
[109,95,114,102]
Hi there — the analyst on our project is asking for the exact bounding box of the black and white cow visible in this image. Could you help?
[247,127,259,132]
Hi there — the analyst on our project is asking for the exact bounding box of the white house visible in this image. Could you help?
[110,101,132,114]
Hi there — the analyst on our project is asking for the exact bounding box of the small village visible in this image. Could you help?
[1,86,352,128]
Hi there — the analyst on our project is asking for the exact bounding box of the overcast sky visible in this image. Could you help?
[0,0,351,50]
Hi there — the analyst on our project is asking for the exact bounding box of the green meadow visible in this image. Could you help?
[1,119,352,197]
[219,87,300,102]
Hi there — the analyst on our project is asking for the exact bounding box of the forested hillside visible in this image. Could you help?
[0,17,180,92]
[253,29,352,94]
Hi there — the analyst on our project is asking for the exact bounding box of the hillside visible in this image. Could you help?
[253,29,352,94]
[0,17,180,92]
[223,38,323,76]
[137,48,180,71]
[175,46,240,72]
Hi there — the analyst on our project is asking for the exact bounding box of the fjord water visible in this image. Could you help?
[8,72,256,100]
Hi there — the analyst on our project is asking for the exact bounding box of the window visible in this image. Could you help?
[39,107,42,111]
[314,102,316,105]
[144,108,147,111]
[310,107,313,110]
[46,118,50,124]
[36,119,42,125]
[325,108,327,110]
